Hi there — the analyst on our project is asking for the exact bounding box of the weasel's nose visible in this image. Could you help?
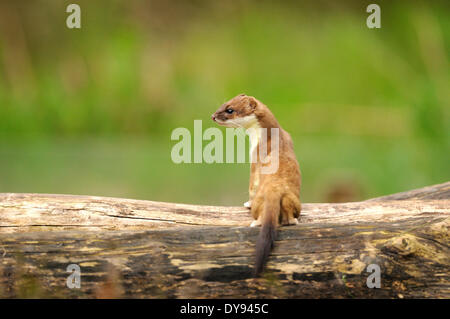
[211,114,216,121]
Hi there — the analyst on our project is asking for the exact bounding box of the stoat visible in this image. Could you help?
[212,94,301,276]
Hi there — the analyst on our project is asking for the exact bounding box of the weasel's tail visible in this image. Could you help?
[254,191,281,277]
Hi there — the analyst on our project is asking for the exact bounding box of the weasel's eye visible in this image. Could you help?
[226,109,234,114]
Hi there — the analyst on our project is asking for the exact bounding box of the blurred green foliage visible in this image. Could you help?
[0,0,448,204]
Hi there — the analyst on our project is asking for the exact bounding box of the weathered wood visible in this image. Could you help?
[367,181,450,201]
[0,182,449,298]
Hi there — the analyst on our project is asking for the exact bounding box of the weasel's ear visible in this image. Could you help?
[248,96,257,109]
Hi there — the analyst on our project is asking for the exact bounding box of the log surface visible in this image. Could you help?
[0,182,449,298]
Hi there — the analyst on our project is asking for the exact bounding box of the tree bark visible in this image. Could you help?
[0,182,449,298]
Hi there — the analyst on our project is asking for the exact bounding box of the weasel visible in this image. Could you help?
[212,94,301,276]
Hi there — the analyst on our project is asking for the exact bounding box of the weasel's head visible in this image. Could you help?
[211,94,259,128]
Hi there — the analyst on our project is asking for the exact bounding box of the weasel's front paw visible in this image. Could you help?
[250,219,262,227]
[281,217,299,226]
[244,201,252,208]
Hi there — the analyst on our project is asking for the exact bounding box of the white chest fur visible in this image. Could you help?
[224,114,262,162]
[247,125,261,162]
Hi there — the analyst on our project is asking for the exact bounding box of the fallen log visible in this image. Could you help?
[0,182,449,298]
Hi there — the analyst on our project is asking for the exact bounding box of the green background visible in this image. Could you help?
[0,0,448,205]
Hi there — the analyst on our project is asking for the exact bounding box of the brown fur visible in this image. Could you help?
[212,94,301,276]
